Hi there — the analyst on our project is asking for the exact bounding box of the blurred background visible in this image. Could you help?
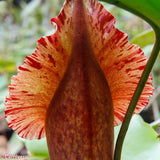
[0,0,160,158]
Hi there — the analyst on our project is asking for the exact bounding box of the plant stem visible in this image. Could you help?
[114,29,160,160]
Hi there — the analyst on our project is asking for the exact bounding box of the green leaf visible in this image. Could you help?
[22,138,49,158]
[131,29,155,48]
[0,58,16,74]
[114,115,160,160]
[100,0,160,30]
